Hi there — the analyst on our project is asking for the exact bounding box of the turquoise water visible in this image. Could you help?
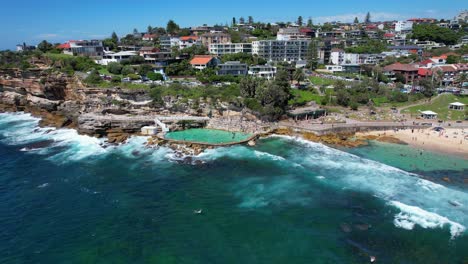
[0,112,468,263]
[165,128,252,144]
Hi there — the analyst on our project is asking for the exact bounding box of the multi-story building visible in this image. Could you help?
[58,40,104,58]
[190,55,220,70]
[248,65,277,79]
[209,43,252,56]
[200,33,231,48]
[330,49,360,65]
[454,10,468,23]
[276,27,310,41]
[178,36,200,49]
[159,36,180,52]
[96,51,138,65]
[252,40,310,62]
[395,21,414,32]
[217,61,248,76]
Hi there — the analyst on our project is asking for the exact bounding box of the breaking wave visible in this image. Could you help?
[1,113,467,239]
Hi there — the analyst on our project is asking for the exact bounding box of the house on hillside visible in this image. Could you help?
[57,40,104,58]
[217,61,248,76]
[179,36,200,49]
[200,33,231,48]
[142,34,157,41]
[383,63,419,83]
[190,55,220,70]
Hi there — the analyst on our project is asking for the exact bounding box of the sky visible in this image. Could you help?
[0,0,466,50]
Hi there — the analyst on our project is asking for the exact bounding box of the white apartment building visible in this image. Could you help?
[209,43,252,56]
[96,51,138,65]
[248,65,277,79]
[252,40,310,62]
[395,21,414,32]
[330,49,359,65]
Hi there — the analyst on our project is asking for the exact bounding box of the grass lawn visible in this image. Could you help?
[289,89,324,106]
[309,76,336,86]
[44,53,74,60]
[401,94,468,120]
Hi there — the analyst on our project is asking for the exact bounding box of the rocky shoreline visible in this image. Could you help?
[0,68,394,153]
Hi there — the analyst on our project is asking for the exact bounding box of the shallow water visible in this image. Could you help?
[0,112,467,263]
[165,128,252,144]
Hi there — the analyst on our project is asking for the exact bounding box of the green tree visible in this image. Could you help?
[307,18,313,28]
[365,12,371,23]
[121,65,135,76]
[248,16,254,24]
[239,17,245,24]
[84,70,102,85]
[446,55,460,64]
[232,17,237,26]
[111,32,119,43]
[107,62,123,75]
[166,20,180,34]
[147,25,153,34]
[239,76,261,98]
[297,16,303,26]
[456,72,467,87]
[147,71,164,81]
[354,17,359,24]
[306,40,319,70]
[138,64,153,76]
[37,40,54,53]
[293,68,305,83]
[410,24,460,45]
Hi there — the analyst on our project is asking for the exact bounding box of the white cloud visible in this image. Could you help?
[315,12,407,23]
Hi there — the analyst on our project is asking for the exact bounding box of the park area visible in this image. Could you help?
[401,94,468,121]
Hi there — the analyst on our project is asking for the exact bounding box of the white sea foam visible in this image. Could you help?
[231,134,468,238]
[389,201,466,239]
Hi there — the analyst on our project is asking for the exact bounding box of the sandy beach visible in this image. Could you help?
[358,128,468,159]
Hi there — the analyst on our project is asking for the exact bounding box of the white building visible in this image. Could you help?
[178,36,200,49]
[252,40,310,62]
[454,10,468,23]
[395,21,414,32]
[96,51,138,65]
[325,65,343,73]
[330,49,359,65]
[209,43,252,56]
[276,27,309,41]
[248,65,277,79]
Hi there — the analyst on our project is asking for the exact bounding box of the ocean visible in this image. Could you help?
[0,112,467,263]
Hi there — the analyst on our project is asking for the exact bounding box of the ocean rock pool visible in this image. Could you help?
[165,128,252,144]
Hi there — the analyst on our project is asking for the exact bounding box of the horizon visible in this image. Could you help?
[0,0,466,50]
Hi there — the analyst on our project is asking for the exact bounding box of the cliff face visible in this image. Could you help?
[0,68,159,141]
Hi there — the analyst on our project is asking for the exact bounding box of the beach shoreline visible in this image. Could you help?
[357,128,468,160]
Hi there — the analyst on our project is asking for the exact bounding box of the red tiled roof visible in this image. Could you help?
[190,55,214,65]
[143,34,157,38]
[419,59,433,66]
[299,28,314,33]
[180,36,198,41]
[57,43,70,49]
[383,33,395,38]
[384,63,419,72]
[418,68,432,76]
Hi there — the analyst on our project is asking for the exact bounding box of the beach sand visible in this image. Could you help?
[358,128,468,159]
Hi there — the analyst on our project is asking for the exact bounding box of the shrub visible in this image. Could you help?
[107,62,123,75]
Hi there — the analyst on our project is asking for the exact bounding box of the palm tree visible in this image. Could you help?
[293,68,305,84]
[434,69,444,87]
[456,73,467,88]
